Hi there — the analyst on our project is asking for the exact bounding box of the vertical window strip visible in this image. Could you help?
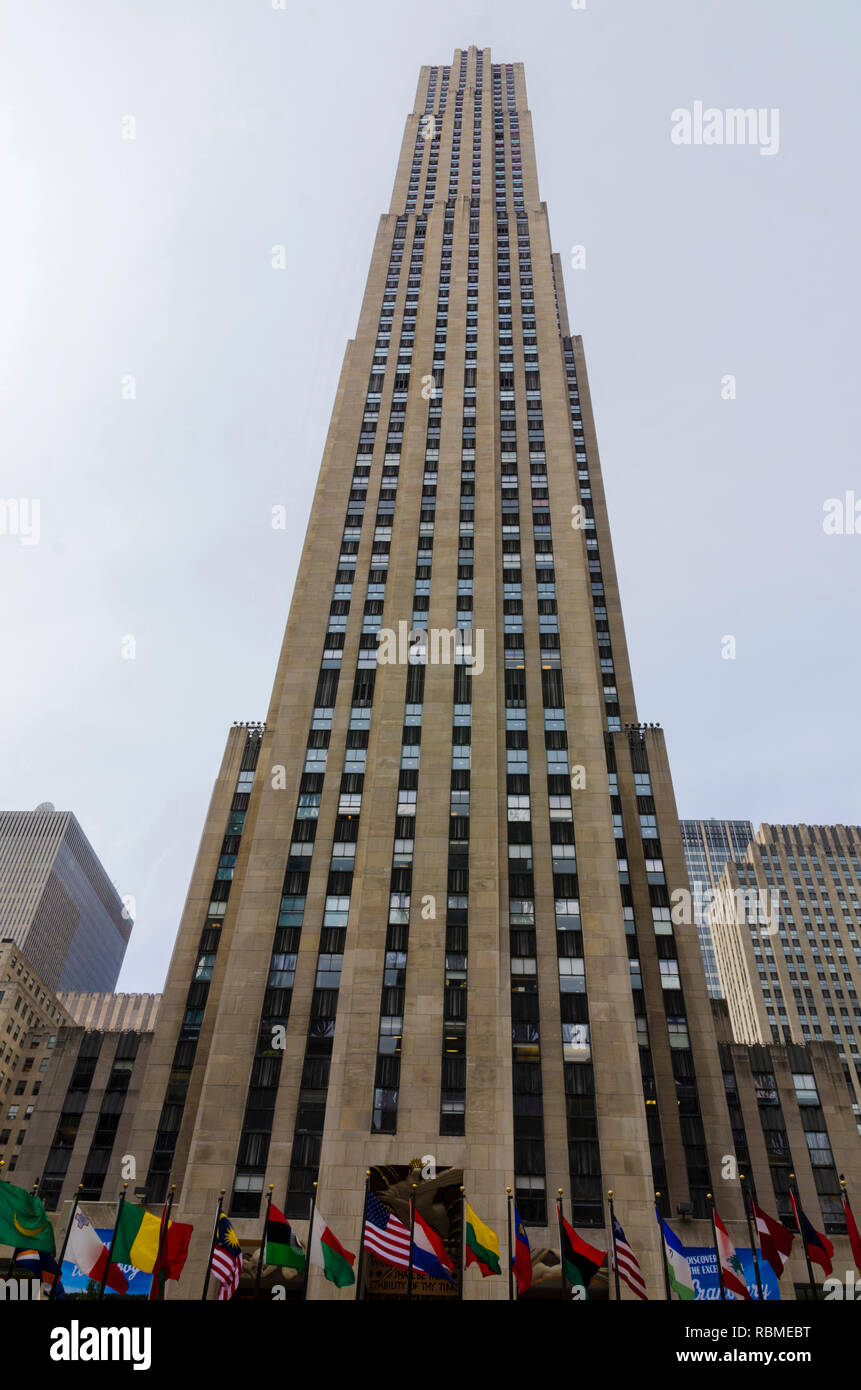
[371,208,449,1133]
[233,217,418,1215]
[144,727,263,1205]
[625,728,713,1216]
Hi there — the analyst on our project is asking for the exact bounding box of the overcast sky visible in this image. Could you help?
[2,0,859,992]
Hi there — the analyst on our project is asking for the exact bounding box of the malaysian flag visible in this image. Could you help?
[612,1215,648,1300]
[362,1191,412,1269]
[211,1214,243,1301]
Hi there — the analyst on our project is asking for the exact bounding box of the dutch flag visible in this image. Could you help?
[412,1210,456,1283]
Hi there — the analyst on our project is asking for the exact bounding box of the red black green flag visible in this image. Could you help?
[559,1212,605,1295]
[265,1203,306,1271]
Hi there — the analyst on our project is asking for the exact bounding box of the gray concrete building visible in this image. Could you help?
[13,992,160,1208]
[0,938,69,1175]
[0,807,132,992]
[680,819,754,998]
[19,50,860,1300]
[710,823,861,1131]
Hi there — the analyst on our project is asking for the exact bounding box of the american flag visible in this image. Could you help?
[211,1214,243,1301]
[362,1191,412,1269]
[612,1215,648,1300]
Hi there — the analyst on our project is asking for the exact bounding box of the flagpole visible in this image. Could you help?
[789,1173,818,1300]
[655,1192,673,1301]
[555,1190,567,1299]
[255,1185,274,1299]
[707,1192,725,1301]
[840,1174,861,1275]
[355,1170,370,1302]
[458,1187,465,1301]
[152,1184,175,1301]
[201,1190,225,1301]
[739,1174,764,1300]
[506,1187,514,1301]
[149,1184,175,1303]
[97,1184,127,1301]
[164,1185,176,1282]
[49,1184,82,1302]
[407,1183,416,1301]
[607,1190,621,1301]
[303,1180,317,1301]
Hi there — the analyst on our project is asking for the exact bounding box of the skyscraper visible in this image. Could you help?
[711,823,861,1125]
[0,938,68,1174]
[680,819,754,998]
[0,807,132,992]
[99,46,777,1296]
[16,990,161,1208]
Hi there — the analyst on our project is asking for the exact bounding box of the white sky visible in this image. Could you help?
[1,0,859,991]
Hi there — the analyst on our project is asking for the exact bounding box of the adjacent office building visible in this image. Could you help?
[715,1004,860,1269]
[0,808,132,992]
[680,819,754,998]
[0,938,69,1173]
[16,992,161,1207]
[24,50,859,1298]
[711,823,861,1130]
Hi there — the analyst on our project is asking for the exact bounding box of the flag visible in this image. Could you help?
[211,1214,243,1300]
[512,1204,532,1295]
[148,1202,170,1302]
[111,1201,192,1278]
[13,1249,63,1296]
[750,1198,794,1280]
[842,1192,861,1276]
[310,1207,355,1287]
[713,1207,752,1300]
[657,1210,695,1301]
[412,1209,455,1283]
[559,1211,605,1295]
[464,1201,501,1277]
[362,1192,411,1269]
[790,1191,833,1276]
[147,1203,193,1301]
[265,1203,306,1272]
[0,1180,55,1254]
[612,1215,647,1300]
[65,1207,128,1295]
